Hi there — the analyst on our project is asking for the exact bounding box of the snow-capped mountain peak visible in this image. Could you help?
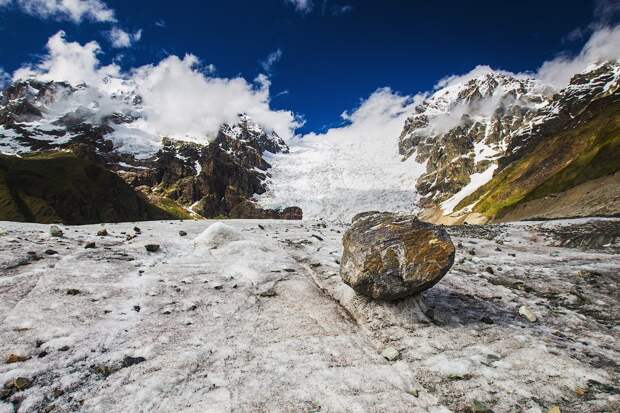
[398,60,620,215]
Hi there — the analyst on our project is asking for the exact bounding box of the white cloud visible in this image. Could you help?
[130,55,301,141]
[331,4,353,15]
[107,27,142,48]
[2,0,116,23]
[284,0,352,15]
[285,0,312,13]
[536,25,620,89]
[13,30,120,87]
[260,49,283,73]
[12,31,301,144]
[435,24,620,94]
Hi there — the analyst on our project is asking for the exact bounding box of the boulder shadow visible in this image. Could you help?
[421,285,521,328]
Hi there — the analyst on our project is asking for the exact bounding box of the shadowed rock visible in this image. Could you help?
[340,212,455,301]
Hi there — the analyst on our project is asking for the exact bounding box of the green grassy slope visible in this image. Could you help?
[0,151,191,224]
[454,98,620,220]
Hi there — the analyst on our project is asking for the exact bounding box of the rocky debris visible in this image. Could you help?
[538,220,620,252]
[84,242,96,249]
[519,305,537,322]
[340,212,455,300]
[1,377,32,400]
[381,347,399,361]
[258,288,277,297]
[228,200,303,220]
[91,363,118,378]
[6,353,29,364]
[122,356,146,368]
[66,289,81,296]
[49,225,63,237]
[178,230,187,237]
[97,228,108,236]
[44,249,58,255]
[145,244,160,253]
[469,400,493,413]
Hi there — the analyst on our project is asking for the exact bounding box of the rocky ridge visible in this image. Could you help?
[399,61,620,223]
[0,80,301,223]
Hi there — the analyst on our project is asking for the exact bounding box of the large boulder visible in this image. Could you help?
[340,212,455,301]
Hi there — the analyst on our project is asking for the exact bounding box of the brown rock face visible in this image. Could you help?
[228,200,302,220]
[340,212,455,301]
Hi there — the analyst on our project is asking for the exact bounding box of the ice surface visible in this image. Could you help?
[192,222,245,249]
[258,131,426,222]
[0,218,618,412]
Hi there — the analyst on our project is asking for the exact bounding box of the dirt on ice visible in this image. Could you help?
[0,218,618,413]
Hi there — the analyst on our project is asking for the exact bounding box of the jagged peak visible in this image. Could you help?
[220,113,289,154]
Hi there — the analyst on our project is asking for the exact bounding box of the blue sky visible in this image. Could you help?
[0,0,617,134]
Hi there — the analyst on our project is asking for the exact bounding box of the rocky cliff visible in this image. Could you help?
[0,80,302,223]
[398,61,620,223]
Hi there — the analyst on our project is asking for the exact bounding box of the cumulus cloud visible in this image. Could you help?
[260,49,283,73]
[12,31,301,143]
[536,25,620,88]
[130,55,300,140]
[107,27,142,48]
[1,0,115,23]
[13,31,120,87]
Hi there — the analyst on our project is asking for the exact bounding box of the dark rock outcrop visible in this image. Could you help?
[0,152,179,224]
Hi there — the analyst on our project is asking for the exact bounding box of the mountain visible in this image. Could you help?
[398,61,620,223]
[0,79,301,223]
[2,61,618,225]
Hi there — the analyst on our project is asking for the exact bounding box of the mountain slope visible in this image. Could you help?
[457,95,620,221]
[0,80,301,223]
[0,152,187,224]
[399,61,620,223]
